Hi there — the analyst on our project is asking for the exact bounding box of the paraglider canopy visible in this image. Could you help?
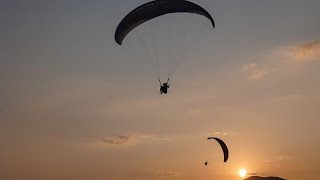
[115,0,215,45]
[207,137,229,162]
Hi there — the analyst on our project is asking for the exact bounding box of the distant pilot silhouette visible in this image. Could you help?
[160,82,170,94]
[205,161,208,166]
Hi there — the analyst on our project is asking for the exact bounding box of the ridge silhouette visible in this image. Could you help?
[244,176,286,180]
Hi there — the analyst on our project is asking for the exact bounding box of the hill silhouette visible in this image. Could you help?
[244,176,286,180]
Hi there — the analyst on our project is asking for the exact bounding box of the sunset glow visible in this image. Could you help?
[239,169,247,178]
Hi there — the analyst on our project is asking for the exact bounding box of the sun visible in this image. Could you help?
[239,169,247,178]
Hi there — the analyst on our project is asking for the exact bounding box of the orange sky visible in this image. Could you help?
[1,0,320,180]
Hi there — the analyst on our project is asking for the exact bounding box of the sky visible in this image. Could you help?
[1,0,320,180]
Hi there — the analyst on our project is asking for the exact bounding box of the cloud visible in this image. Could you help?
[242,63,269,80]
[283,40,320,62]
[151,137,173,143]
[82,134,173,149]
[210,131,228,136]
[265,156,293,168]
[101,136,131,145]
[266,156,293,162]
[96,134,148,148]
[276,156,293,161]
[247,173,260,176]
[155,172,181,177]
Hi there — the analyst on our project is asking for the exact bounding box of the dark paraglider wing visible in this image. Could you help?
[207,137,229,162]
[115,0,215,45]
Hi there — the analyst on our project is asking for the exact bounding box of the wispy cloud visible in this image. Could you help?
[283,40,320,62]
[265,156,293,167]
[267,155,293,162]
[82,134,173,149]
[241,40,320,79]
[155,171,181,178]
[101,135,132,145]
[210,131,228,136]
[152,137,173,143]
[242,63,269,80]
[247,173,260,176]
[276,156,293,161]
